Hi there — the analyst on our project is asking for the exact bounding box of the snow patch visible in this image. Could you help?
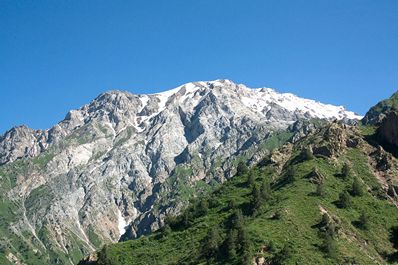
[240,85,362,120]
[117,209,127,236]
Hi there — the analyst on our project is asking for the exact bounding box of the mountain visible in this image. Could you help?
[80,104,398,265]
[0,80,360,265]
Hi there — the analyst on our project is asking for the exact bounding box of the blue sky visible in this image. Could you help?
[1,0,397,133]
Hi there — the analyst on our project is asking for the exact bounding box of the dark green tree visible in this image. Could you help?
[231,209,244,230]
[228,199,237,210]
[320,213,330,227]
[247,174,255,187]
[337,191,352,209]
[182,211,192,228]
[285,166,295,183]
[351,177,365,197]
[315,182,325,197]
[237,227,250,253]
[237,161,248,176]
[197,198,209,216]
[261,180,271,200]
[250,184,262,215]
[160,223,171,237]
[321,234,338,259]
[202,226,222,259]
[225,229,238,260]
[341,163,351,180]
[390,226,398,249]
[273,209,284,220]
[303,147,314,160]
[273,244,292,265]
[358,212,369,230]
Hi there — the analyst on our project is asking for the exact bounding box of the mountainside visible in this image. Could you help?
[81,118,398,265]
[0,80,360,265]
[362,91,398,125]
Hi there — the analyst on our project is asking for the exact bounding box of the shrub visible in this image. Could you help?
[196,199,209,216]
[261,180,271,200]
[358,212,369,230]
[320,213,330,227]
[322,234,338,259]
[303,148,314,160]
[337,191,352,209]
[341,163,351,180]
[285,167,295,183]
[351,177,365,197]
[237,161,248,176]
[315,182,325,197]
[273,244,292,264]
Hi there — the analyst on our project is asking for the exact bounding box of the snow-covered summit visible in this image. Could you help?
[137,79,362,123]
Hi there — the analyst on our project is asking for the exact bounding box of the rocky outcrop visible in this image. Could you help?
[376,112,398,150]
[0,126,47,165]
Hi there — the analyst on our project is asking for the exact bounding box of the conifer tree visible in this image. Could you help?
[237,161,248,175]
[351,177,364,197]
[261,180,271,200]
[337,191,352,209]
[341,163,351,180]
[203,226,222,259]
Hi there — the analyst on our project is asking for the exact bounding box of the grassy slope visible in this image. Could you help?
[94,135,398,265]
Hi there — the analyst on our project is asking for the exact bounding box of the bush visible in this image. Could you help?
[337,191,352,209]
[322,234,338,259]
[273,244,292,264]
[273,209,284,220]
[390,226,398,249]
[303,148,314,160]
[261,180,271,200]
[285,167,295,183]
[351,177,365,197]
[341,163,351,180]
[315,182,325,197]
[237,161,248,176]
[320,213,330,227]
[196,199,209,216]
[358,212,369,230]
[160,224,171,237]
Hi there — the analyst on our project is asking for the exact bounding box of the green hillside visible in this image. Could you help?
[85,122,398,265]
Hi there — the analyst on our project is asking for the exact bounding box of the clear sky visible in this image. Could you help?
[1,1,397,134]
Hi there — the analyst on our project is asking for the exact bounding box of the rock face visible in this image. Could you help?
[0,79,361,264]
[376,112,398,150]
[362,91,398,125]
[0,125,47,165]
